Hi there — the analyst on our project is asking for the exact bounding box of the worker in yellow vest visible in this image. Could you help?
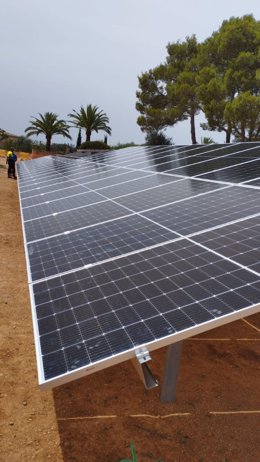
[6,148,17,179]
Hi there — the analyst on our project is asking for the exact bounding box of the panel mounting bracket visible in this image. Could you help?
[131,347,158,390]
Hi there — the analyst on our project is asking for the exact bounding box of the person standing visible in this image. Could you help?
[6,148,17,179]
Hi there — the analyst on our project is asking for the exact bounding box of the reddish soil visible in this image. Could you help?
[0,158,259,462]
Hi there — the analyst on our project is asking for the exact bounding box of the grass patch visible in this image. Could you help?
[119,442,162,462]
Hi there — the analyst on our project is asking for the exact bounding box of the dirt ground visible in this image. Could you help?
[0,157,259,462]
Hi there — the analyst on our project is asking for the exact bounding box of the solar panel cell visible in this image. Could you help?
[199,158,260,183]
[25,201,130,242]
[115,179,223,212]
[142,186,260,236]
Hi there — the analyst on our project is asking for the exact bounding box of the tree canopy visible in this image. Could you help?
[136,15,260,143]
[68,105,111,142]
[224,92,260,141]
[25,112,71,151]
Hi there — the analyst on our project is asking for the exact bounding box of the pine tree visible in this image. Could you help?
[76,128,82,149]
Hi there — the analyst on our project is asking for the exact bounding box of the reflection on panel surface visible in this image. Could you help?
[32,240,259,382]
[24,201,129,242]
[142,186,260,235]
[28,215,178,281]
[199,158,260,183]
[115,179,223,212]
[192,216,260,274]
[17,143,260,387]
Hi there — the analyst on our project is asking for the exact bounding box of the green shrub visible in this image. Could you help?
[31,141,47,152]
[31,141,75,153]
[0,136,33,153]
[111,142,138,150]
[50,143,75,153]
[145,130,172,145]
[79,141,111,150]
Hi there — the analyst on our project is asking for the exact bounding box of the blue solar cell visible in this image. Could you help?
[17,144,260,388]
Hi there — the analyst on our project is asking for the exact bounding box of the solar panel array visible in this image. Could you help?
[17,143,260,388]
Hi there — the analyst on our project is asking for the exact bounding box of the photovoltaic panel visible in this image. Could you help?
[19,166,126,194]
[18,157,113,187]
[164,147,260,178]
[17,144,260,390]
[87,173,182,198]
[198,158,260,183]
[24,201,130,242]
[22,191,105,221]
[139,144,251,171]
[18,162,72,184]
[114,179,224,212]
[85,145,202,170]
[89,145,187,166]
[19,174,71,191]
[19,165,125,196]
[20,179,81,199]
[134,143,258,173]
[192,216,260,274]
[78,170,152,189]
[27,215,179,282]
[62,152,96,159]
[32,239,259,385]
[62,165,120,182]
[19,176,74,193]
[107,143,258,171]
[142,186,260,236]
[244,178,260,187]
[107,145,204,168]
[20,185,89,208]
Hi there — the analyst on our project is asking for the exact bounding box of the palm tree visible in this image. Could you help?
[25,112,71,151]
[68,104,111,142]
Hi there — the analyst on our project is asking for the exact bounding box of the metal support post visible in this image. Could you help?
[132,347,158,390]
[161,341,183,402]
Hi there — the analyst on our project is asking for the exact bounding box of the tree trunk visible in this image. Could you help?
[86,129,91,142]
[46,135,51,151]
[225,130,231,143]
[241,127,246,142]
[190,113,197,144]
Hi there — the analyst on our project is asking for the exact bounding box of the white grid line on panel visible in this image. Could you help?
[22,175,185,222]
[26,212,135,244]
[111,145,234,169]
[19,143,231,191]
[24,181,228,244]
[39,302,260,389]
[99,143,257,171]
[33,240,259,359]
[195,156,260,178]
[19,167,125,196]
[18,147,260,389]
[28,209,260,285]
[92,144,236,169]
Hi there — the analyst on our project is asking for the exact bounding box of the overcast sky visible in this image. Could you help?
[1,0,259,146]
